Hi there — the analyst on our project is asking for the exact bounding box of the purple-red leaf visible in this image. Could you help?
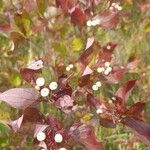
[27,60,44,70]
[23,107,45,123]
[99,116,116,128]
[55,95,74,113]
[97,10,119,29]
[9,115,24,132]
[115,80,137,104]
[20,68,39,83]
[0,88,39,109]
[85,37,95,50]
[105,68,125,84]
[71,8,86,25]
[56,0,76,12]
[125,102,146,118]
[122,117,150,148]
[69,123,103,150]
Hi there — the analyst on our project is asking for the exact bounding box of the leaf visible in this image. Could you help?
[52,42,67,56]
[27,60,44,70]
[36,0,47,15]
[56,0,76,12]
[10,72,21,86]
[55,95,74,109]
[99,116,116,128]
[0,23,11,32]
[78,44,97,69]
[69,123,103,150]
[125,102,146,118]
[46,115,61,130]
[71,8,86,26]
[23,107,45,123]
[0,88,39,109]
[20,68,39,83]
[85,37,95,50]
[115,80,136,104]
[14,10,31,36]
[105,68,125,84]
[87,93,101,109]
[97,10,119,29]
[72,37,84,51]
[122,117,150,148]
[10,32,26,45]
[9,115,24,132]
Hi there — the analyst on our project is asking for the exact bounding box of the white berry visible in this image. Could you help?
[96,108,103,114]
[37,131,46,141]
[36,77,45,87]
[104,70,110,75]
[104,62,110,67]
[66,66,71,72]
[96,81,102,87]
[111,3,116,6]
[54,133,63,143]
[87,20,92,27]
[93,19,100,25]
[69,64,74,69]
[106,66,112,72]
[97,67,105,73]
[112,97,117,101]
[106,45,111,50]
[117,6,122,11]
[59,148,67,150]
[92,85,99,91]
[49,82,58,90]
[41,88,49,97]
[108,100,113,104]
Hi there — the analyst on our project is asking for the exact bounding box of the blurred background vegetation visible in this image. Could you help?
[0,0,150,149]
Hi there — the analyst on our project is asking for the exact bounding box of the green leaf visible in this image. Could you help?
[72,37,84,51]
[10,72,21,87]
[0,0,3,12]
[144,21,150,33]
[52,42,67,56]
[14,10,32,36]
[36,0,47,16]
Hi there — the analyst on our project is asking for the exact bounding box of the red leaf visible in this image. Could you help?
[85,37,95,50]
[105,68,125,84]
[96,42,117,66]
[23,107,45,123]
[98,10,119,29]
[9,115,24,132]
[125,102,146,118]
[56,0,76,12]
[122,117,150,148]
[71,8,86,25]
[55,95,74,113]
[0,88,39,109]
[99,116,116,128]
[115,80,137,104]
[69,123,103,150]
[78,45,96,69]
[20,68,39,83]
[0,23,11,32]
[46,115,61,130]
[87,93,101,109]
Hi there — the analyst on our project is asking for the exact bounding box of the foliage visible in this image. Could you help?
[0,0,150,149]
